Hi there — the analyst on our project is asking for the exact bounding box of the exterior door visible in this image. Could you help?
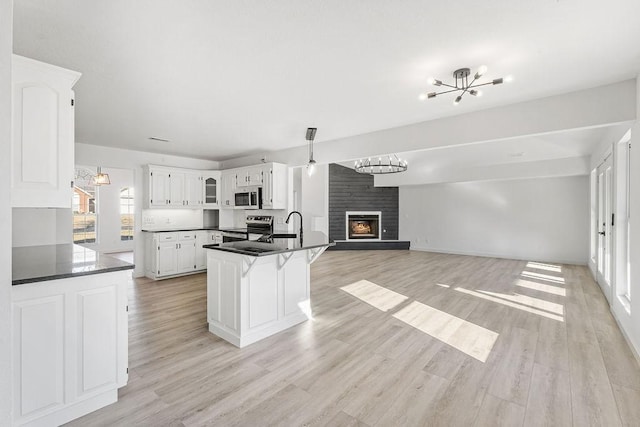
[596,155,613,302]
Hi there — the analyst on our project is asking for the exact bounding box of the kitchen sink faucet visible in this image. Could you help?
[285,211,303,242]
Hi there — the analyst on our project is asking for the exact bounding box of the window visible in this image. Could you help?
[73,167,98,244]
[120,187,134,241]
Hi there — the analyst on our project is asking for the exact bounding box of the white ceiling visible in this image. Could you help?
[12,0,640,161]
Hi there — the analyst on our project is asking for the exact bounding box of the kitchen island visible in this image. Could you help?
[203,231,334,347]
[12,244,132,426]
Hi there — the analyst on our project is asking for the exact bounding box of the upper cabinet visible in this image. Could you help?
[145,165,203,208]
[202,171,221,208]
[236,166,264,188]
[11,55,81,208]
[261,163,288,210]
[220,170,237,208]
[146,163,288,210]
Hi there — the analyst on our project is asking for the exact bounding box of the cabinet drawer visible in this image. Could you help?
[179,233,196,241]
[156,233,177,242]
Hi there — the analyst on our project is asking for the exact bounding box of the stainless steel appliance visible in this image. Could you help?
[220,215,273,243]
[234,187,262,209]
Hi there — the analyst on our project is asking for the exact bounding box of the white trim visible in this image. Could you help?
[410,246,587,266]
[345,211,382,241]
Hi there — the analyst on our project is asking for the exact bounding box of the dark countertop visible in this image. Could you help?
[142,227,221,232]
[12,244,135,285]
[203,231,334,257]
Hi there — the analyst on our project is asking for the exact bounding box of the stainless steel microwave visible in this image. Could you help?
[234,187,262,209]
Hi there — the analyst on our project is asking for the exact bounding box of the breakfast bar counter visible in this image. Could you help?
[204,231,334,347]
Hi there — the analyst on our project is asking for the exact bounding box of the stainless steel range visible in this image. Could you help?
[220,215,273,243]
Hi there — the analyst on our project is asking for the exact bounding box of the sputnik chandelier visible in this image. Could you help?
[419,66,511,105]
[354,154,407,174]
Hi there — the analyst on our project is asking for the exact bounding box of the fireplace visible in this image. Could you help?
[346,211,381,240]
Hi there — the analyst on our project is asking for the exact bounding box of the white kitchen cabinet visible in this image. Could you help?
[184,172,203,207]
[11,55,81,208]
[157,241,178,276]
[177,232,197,273]
[220,170,237,209]
[206,247,318,347]
[202,171,221,208]
[168,171,185,206]
[145,231,205,279]
[195,231,222,270]
[12,270,129,426]
[236,166,264,188]
[148,168,171,207]
[261,163,288,209]
[146,166,202,208]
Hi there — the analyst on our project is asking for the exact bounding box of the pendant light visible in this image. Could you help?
[354,154,408,174]
[306,127,317,177]
[93,166,111,186]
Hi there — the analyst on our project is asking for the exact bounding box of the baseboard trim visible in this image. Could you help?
[409,246,587,266]
[328,240,410,250]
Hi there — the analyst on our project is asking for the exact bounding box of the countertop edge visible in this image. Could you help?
[12,264,135,286]
[203,242,335,257]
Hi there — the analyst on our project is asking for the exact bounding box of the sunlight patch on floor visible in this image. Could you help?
[454,287,564,322]
[521,271,565,284]
[393,301,499,362]
[526,261,562,273]
[477,290,564,315]
[340,280,409,312]
[516,279,566,296]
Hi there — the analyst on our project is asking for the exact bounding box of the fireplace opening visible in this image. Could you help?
[346,211,381,240]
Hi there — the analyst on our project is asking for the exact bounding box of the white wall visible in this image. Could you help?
[400,176,589,265]
[1,0,12,423]
[12,209,72,247]
[75,143,219,277]
[92,167,135,253]
[301,164,329,234]
[603,77,640,358]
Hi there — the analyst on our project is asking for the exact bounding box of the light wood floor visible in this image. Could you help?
[67,250,640,426]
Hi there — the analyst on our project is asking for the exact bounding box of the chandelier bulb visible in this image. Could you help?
[504,75,514,83]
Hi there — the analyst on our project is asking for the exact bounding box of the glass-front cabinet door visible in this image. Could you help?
[202,171,221,208]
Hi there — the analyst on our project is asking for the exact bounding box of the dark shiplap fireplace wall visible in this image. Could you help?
[328,164,399,241]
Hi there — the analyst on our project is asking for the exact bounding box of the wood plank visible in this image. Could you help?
[64,251,638,426]
[475,394,526,427]
[523,363,572,427]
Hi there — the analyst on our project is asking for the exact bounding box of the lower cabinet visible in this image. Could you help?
[12,270,129,426]
[145,230,222,280]
[206,249,312,347]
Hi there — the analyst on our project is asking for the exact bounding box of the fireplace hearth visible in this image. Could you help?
[346,211,381,240]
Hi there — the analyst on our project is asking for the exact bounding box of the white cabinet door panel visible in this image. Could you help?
[184,173,203,206]
[177,241,196,273]
[283,256,309,316]
[169,172,185,206]
[13,294,65,418]
[77,286,118,395]
[12,55,80,208]
[158,242,178,276]
[248,263,278,328]
[220,261,239,332]
[149,169,170,206]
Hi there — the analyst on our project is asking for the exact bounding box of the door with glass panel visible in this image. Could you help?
[596,155,613,303]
